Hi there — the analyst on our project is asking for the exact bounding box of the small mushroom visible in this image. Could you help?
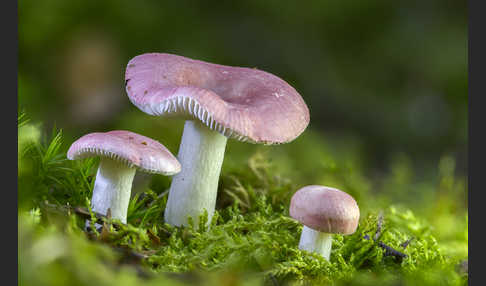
[67,130,181,224]
[125,53,310,227]
[289,185,360,260]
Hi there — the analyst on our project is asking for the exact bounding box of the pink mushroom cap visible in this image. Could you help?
[289,185,360,235]
[125,53,310,144]
[67,130,181,175]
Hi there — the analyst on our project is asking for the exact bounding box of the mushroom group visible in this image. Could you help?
[66,52,362,263]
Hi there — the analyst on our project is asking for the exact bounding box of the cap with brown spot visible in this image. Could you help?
[67,130,180,175]
[125,53,310,144]
[290,185,360,235]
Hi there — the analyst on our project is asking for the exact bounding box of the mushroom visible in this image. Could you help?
[67,130,181,224]
[125,53,310,227]
[289,185,360,260]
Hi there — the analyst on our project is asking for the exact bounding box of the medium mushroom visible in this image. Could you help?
[67,130,181,224]
[125,53,310,227]
[289,185,360,260]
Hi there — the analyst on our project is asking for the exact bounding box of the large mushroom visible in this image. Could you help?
[125,53,310,227]
[67,130,181,224]
[289,185,360,260]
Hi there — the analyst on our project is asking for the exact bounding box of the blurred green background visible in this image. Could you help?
[18,0,467,173]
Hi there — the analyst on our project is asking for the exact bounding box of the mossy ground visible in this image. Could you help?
[18,113,468,286]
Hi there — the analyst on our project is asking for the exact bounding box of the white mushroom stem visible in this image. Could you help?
[298,226,334,260]
[165,120,228,227]
[90,157,136,224]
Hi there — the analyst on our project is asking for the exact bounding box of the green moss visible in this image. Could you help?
[18,115,468,286]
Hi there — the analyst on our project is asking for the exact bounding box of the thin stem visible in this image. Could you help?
[298,226,333,260]
[91,157,136,224]
[165,120,228,227]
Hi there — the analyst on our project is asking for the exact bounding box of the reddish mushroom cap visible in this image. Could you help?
[289,185,360,234]
[67,130,181,175]
[125,53,310,144]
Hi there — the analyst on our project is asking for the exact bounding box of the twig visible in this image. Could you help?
[377,241,407,259]
[146,229,162,245]
[374,211,384,241]
[40,202,123,229]
[112,247,153,279]
[363,211,408,261]
[363,235,407,260]
[400,237,414,249]
[113,247,150,260]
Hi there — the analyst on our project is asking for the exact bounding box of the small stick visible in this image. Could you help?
[362,211,407,261]
[400,237,414,249]
[40,202,123,228]
[363,235,408,259]
[374,211,384,241]
[378,241,407,259]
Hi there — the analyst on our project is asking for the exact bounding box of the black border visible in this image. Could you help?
[6,0,18,284]
[468,0,479,284]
